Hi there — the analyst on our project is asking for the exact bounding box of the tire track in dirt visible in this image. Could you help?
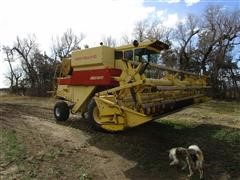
[0,100,136,180]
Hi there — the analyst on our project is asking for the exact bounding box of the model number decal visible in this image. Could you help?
[89,76,104,80]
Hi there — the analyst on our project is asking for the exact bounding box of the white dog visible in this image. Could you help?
[169,145,204,179]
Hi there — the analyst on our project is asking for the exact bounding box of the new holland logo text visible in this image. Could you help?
[75,55,97,60]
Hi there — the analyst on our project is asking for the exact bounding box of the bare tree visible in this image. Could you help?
[3,46,14,88]
[10,35,58,96]
[2,46,23,93]
[102,36,116,47]
[175,14,200,71]
[121,34,131,44]
[202,6,240,98]
[133,20,149,42]
[132,18,173,43]
[12,35,39,92]
[33,51,58,96]
[52,29,85,60]
[147,19,172,42]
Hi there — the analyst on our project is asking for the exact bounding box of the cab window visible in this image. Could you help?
[124,50,133,60]
[135,48,160,63]
[115,51,123,59]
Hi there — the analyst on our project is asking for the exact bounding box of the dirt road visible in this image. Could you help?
[0,96,240,179]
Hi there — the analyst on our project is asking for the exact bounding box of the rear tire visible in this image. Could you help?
[87,99,103,131]
[54,101,70,121]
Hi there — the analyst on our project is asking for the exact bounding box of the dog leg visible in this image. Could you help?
[181,161,187,170]
[170,159,179,166]
[170,155,179,166]
[199,161,204,179]
[186,157,194,177]
[199,168,204,179]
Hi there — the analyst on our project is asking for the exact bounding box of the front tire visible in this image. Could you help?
[87,99,103,131]
[54,101,70,121]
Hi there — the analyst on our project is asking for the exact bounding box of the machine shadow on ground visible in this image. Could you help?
[59,116,240,180]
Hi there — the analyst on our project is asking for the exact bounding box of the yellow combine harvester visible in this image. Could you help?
[54,40,210,131]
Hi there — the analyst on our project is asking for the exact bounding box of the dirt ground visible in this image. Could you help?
[0,96,240,180]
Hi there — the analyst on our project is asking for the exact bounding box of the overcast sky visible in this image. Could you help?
[0,0,239,88]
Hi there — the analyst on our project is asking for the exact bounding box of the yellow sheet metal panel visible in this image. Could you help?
[60,58,71,77]
[56,84,73,101]
[71,46,115,68]
[71,86,96,113]
[94,96,152,131]
[74,65,107,71]
[56,85,96,114]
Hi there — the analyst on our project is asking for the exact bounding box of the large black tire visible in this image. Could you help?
[87,99,103,131]
[54,101,70,121]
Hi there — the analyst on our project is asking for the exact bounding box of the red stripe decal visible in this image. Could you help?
[57,68,121,86]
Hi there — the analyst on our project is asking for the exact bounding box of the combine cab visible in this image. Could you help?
[54,40,210,131]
